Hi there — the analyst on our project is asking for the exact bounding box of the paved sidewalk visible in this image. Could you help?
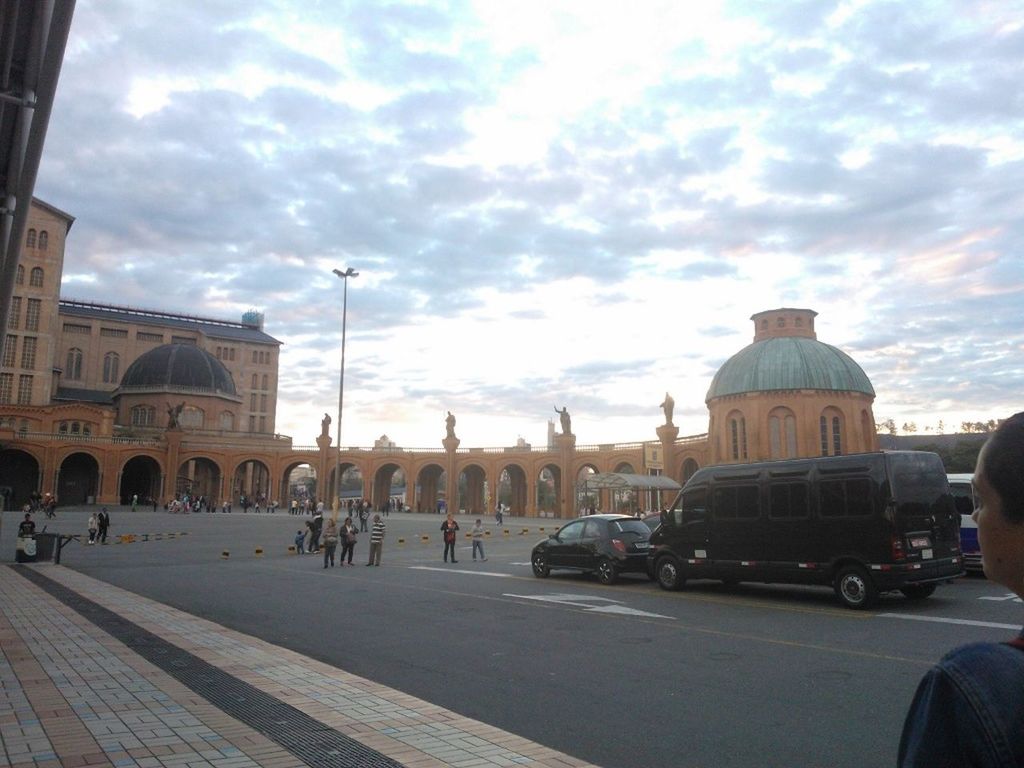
[0,565,598,768]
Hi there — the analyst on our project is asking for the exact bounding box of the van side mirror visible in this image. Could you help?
[685,507,707,524]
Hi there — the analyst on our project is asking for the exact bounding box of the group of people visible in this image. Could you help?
[85,508,111,544]
[297,510,387,568]
[440,513,488,562]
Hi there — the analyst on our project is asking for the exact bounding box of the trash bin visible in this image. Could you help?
[15,536,37,563]
[34,532,58,562]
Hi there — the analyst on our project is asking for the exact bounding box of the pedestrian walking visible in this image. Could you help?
[87,512,98,544]
[899,411,1024,766]
[97,507,111,544]
[441,513,459,563]
[322,516,339,568]
[471,518,487,561]
[367,513,385,565]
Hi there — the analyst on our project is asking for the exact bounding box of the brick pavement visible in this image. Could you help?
[0,565,599,768]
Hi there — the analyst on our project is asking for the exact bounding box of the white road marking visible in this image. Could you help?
[509,562,532,566]
[979,593,1023,603]
[878,613,1021,630]
[503,592,675,619]
[408,566,512,578]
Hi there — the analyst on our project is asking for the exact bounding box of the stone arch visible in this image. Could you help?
[537,463,562,517]
[58,451,100,505]
[681,457,700,482]
[415,463,445,514]
[119,455,162,505]
[177,456,223,503]
[281,460,317,510]
[328,462,362,509]
[575,463,599,515]
[371,462,405,510]
[496,463,528,516]
[233,459,271,506]
[0,448,40,510]
[457,463,487,515]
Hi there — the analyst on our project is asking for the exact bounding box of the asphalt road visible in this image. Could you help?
[3,506,1021,768]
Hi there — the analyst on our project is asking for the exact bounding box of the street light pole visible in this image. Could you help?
[332,267,358,512]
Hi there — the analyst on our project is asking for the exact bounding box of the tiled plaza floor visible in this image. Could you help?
[0,565,598,768]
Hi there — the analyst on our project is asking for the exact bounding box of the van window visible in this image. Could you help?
[819,478,874,518]
[948,482,976,515]
[769,483,809,519]
[669,486,707,525]
[713,485,759,520]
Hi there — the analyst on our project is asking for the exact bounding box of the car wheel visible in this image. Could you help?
[900,584,937,600]
[656,556,685,591]
[834,565,877,609]
[531,552,550,577]
[596,558,617,585]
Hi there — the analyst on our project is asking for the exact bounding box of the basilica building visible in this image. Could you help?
[0,199,877,516]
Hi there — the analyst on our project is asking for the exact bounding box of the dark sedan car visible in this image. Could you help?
[531,514,653,584]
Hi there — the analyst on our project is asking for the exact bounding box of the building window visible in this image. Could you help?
[70,421,80,434]
[832,416,842,456]
[9,296,20,330]
[29,267,43,287]
[66,348,83,380]
[820,409,844,456]
[259,416,266,432]
[260,394,267,412]
[38,231,48,251]
[17,375,32,404]
[131,406,156,426]
[219,411,234,431]
[103,352,120,383]
[248,415,256,432]
[58,421,68,433]
[252,350,258,363]
[63,323,91,334]
[20,337,36,370]
[261,374,268,389]
[25,299,41,331]
[179,406,204,429]
[171,336,196,345]
[0,373,12,403]
[15,265,23,284]
[137,332,163,343]
[26,229,36,248]
[3,336,16,368]
[229,348,235,361]
[769,408,798,459]
[820,416,828,456]
[728,413,747,461]
[250,392,257,410]
[100,327,128,338]
[83,424,91,436]
[251,373,258,388]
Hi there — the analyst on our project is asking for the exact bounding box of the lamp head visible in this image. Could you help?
[333,267,359,278]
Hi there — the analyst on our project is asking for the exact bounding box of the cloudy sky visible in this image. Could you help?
[37,0,1024,448]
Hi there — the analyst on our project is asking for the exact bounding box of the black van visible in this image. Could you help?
[647,451,963,608]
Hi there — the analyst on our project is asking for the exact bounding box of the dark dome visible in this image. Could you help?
[706,337,875,402]
[120,344,237,395]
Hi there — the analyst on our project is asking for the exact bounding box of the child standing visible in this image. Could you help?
[294,529,306,554]
[471,518,487,561]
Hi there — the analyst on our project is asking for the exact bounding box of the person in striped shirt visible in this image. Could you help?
[367,513,386,566]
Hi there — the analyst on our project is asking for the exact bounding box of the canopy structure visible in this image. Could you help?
[578,472,681,492]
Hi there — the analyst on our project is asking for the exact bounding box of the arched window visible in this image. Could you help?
[26,229,36,248]
[38,231,48,251]
[70,422,80,434]
[769,407,798,459]
[179,406,204,428]
[66,348,83,380]
[15,265,23,284]
[219,411,234,431]
[82,424,91,436]
[58,421,68,433]
[251,373,258,388]
[728,411,748,461]
[29,267,43,287]
[103,352,120,383]
[261,374,268,389]
[820,408,844,456]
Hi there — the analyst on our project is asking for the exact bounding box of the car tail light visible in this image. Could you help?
[891,535,906,561]
[611,538,626,553]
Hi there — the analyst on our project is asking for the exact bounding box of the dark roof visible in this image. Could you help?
[706,336,875,401]
[53,387,113,404]
[119,344,237,395]
[59,299,281,345]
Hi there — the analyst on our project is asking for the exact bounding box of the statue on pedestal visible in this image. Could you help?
[660,392,675,426]
[321,412,332,438]
[445,411,457,439]
[554,406,572,436]
[166,401,185,429]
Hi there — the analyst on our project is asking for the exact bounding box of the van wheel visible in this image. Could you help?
[835,565,877,609]
[656,556,685,591]
[596,558,618,585]
[900,584,937,600]
[531,552,550,578]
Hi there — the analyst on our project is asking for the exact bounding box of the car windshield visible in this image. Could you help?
[611,520,651,537]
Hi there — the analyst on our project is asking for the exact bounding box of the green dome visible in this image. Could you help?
[706,337,875,402]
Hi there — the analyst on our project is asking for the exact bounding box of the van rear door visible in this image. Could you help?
[887,452,960,561]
